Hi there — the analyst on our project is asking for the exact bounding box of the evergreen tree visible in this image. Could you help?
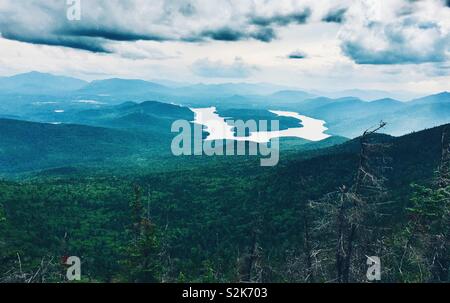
[122,185,161,283]
[406,129,449,282]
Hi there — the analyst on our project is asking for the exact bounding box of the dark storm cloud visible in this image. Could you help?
[201,27,247,42]
[0,0,175,53]
[250,9,311,27]
[0,26,111,53]
[5,35,110,53]
[61,28,171,42]
[0,0,288,52]
[0,20,169,53]
[287,50,307,59]
[200,26,275,42]
[0,1,338,55]
[342,42,446,65]
[1,0,447,67]
[250,27,276,42]
[322,8,347,23]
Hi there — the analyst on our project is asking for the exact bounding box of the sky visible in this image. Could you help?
[0,0,449,94]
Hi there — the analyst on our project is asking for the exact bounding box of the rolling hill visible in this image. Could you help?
[0,72,449,140]
[56,100,195,132]
[290,93,450,137]
[1,120,447,282]
[0,119,159,173]
[77,78,169,96]
[0,71,88,95]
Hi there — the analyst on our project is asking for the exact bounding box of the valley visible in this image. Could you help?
[1,0,450,287]
[1,72,448,139]
[0,72,449,283]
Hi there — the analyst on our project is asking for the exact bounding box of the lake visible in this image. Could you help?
[190,107,330,143]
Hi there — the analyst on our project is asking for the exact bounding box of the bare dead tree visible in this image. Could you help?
[237,240,261,282]
[309,121,391,283]
[238,209,264,283]
[302,206,315,282]
[0,254,64,283]
[281,199,331,283]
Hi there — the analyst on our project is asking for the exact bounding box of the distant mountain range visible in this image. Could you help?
[289,92,450,137]
[0,71,88,95]
[310,89,419,101]
[0,118,155,173]
[0,71,449,140]
[0,71,424,102]
[0,100,345,173]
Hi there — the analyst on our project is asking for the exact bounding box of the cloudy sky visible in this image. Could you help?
[0,0,449,94]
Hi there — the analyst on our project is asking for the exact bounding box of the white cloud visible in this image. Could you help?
[0,0,449,93]
[339,0,450,64]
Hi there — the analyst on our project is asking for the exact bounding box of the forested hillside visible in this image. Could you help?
[1,124,448,282]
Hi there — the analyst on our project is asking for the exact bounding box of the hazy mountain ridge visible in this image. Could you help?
[289,93,450,137]
[0,118,157,173]
[0,72,449,139]
[0,72,88,95]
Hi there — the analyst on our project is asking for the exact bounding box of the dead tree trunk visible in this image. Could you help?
[311,121,391,282]
[302,209,315,282]
[238,229,263,283]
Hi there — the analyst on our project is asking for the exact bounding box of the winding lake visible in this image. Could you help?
[190,107,330,143]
